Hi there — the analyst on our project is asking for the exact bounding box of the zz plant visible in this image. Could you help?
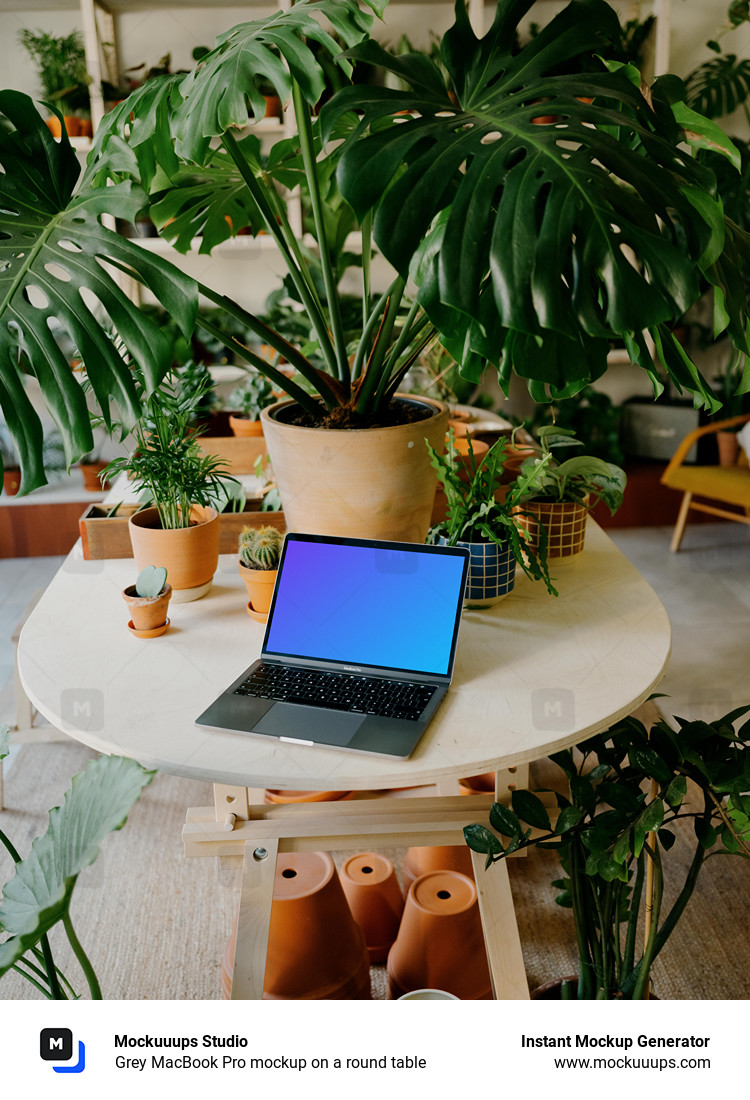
[1,0,750,492]
[465,704,750,999]
[0,724,154,999]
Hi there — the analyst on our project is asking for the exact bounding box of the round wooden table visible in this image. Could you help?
[18,520,671,998]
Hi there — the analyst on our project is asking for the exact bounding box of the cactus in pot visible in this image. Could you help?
[238,526,285,620]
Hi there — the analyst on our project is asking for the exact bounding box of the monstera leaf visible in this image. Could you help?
[323,0,749,404]
[0,91,197,492]
[0,755,154,988]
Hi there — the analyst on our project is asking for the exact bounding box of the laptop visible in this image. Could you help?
[196,532,470,758]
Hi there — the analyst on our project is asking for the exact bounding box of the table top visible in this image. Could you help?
[17,522,671,790]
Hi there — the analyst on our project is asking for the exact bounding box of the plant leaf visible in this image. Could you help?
[0,756,154,978]
[325,0,738,408]
[489,801,524,839]
[511,789,552,831]
[463,823,502,857]
[0,91,197,492]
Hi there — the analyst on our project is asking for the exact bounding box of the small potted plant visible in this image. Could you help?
[513,426,627,558]
[18,28,90,137]
[103,368,238,602]
[426,433,557,606]
[465,703,750,999]
[227,371,277,438]
[121,565,172,638]
[238,525,284,621]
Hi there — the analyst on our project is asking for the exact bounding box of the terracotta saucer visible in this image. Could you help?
[127,618,170,639]
[247,601,268,623]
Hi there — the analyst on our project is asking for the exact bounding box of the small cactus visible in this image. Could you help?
[239,525,283,571]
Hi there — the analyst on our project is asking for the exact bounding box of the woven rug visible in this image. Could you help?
[1,740,748,1000]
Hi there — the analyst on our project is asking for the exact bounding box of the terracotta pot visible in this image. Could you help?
[228,414,264,438]
[340,852,404,963]
[79,460,110,492]
[458,772,496,796]
[77,118,93,139]
[263,788,354,804]
[238,561,277,619]
[448,435,490,460]
[122,583,172,635]
[221,851,371,1000]
[45,116,62,138]
[515,499,588,559]
[260,395,449,541]
[2,468,21,496]
[128,505,219,601]
[263,93,282,119]
[401,845,474,893]
[387,870,492,1000]
[717,430,740,467]
[63,116,81,137]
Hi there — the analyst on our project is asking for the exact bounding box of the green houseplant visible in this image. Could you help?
[103,367,237,600]
[465,703,750,999]
[513,426,627,557]
[1,0,749,513]
[18,29,91,134]
[427,433,557,603]
[0,724,154,999]
[228,370,277,437]
[121,564,172,637]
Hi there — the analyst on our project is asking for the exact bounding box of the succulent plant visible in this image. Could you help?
[238,526,284,571]
[135,565,168,598]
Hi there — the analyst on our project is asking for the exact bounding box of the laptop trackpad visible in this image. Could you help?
[255,704,365,747]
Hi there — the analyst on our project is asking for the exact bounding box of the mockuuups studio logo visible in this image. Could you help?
[40,1028,86,1074]
[532,688,575,731]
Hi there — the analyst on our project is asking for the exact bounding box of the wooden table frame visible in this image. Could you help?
[184,784,528,1000]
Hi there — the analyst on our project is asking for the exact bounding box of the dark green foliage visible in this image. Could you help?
[465,704,750,998]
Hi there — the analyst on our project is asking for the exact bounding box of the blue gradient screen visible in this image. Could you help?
[264,540,467,676]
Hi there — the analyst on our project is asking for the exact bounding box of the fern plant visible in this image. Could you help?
[426,433,557,596]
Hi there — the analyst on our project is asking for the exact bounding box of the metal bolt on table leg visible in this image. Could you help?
[253,847,269,861]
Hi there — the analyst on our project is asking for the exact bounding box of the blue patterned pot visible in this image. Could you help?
[438,536,517,607]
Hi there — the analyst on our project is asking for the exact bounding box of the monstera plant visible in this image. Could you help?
[1,0,749,495]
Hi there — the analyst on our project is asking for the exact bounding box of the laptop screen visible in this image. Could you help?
[263,535,469,678]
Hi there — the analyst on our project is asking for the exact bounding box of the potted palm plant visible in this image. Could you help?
[513,427,627,558]
[427,433,557,604]
[465,703,750,999]
[17,29,90,137]
[103,369,238,602]
[1,0,749,526]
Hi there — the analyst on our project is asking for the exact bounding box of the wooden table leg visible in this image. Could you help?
[230,836,280,1000]
[471,850,529,999]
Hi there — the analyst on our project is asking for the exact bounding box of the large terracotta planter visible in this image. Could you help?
[128,505,219,601]
[260,395,449,541]
[340,852,404,963]
[221,851,371,1000]
[516,500,588,559]
[387,870,492,1000]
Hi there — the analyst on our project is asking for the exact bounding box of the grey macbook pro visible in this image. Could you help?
[196,532,470,758]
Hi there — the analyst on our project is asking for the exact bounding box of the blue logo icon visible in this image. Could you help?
[40,1029,86,1074]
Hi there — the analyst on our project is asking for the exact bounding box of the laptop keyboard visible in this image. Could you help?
[233,664,438,722]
